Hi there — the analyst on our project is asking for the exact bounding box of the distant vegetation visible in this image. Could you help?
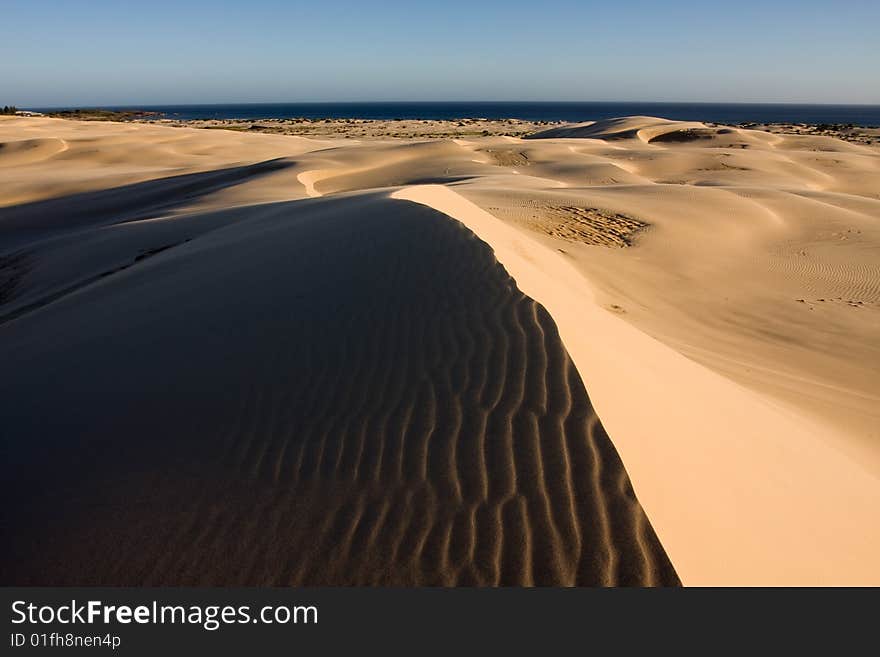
[48,108,162,121]
[1,105,18,115]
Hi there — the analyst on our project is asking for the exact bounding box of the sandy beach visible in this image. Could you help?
[1,114,878,585]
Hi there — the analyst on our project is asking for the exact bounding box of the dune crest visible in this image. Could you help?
[394,184,880,585]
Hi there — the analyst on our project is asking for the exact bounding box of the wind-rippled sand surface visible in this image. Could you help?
[2,114,879,584]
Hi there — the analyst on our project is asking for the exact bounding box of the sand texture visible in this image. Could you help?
[2,114,880,585]
[0,117,676,586]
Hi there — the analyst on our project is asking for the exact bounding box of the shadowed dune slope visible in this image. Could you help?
[0,193,678,586]
[0,158,294,242]
[524,116,691,141]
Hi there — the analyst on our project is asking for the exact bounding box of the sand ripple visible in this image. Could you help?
[0,194,678,586]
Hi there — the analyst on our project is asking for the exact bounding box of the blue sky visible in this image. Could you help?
[2,0,878,106]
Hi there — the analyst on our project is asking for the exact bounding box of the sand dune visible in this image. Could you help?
[526,116,700,141]
[0,137,69,166]
[0,116,331,208]
[0,190,677,586]
[393,184,880,586]
[2,114,879,585]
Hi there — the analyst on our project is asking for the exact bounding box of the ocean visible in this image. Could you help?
[31,101,880,126]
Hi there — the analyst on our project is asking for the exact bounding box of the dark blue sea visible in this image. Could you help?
[32,102,880,126]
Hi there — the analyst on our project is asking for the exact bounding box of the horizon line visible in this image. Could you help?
[22,99,880,110]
